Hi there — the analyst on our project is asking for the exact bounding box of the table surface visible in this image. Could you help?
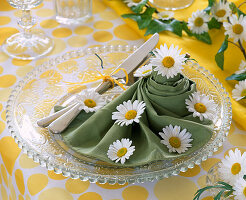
[0,0,245,199]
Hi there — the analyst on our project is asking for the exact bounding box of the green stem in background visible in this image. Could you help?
[228,41,241,49]
[238,40,246,60]
[238,1,246,8]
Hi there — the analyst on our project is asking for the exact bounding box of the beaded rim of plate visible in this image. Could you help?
[6,45,232,185]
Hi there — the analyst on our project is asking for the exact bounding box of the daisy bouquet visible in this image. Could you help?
[194,148,246,200]
[120,0,246,101]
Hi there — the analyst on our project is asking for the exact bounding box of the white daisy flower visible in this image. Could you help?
[150,44,186,79]
[218,148,246,185]
[107,138,135,164]
[157,11,174,20]
[188,10,210,34]
[211,1,231,22]
[112,100,146,126]
[185,91,217,121]
[76,89,106,113]
[233,177,246,200]
[232,80,246,101]
[235,60,246,74]
[134,64,152,78]
[159,125,193,154]
[124,0,144,7]
[223,14,246,43]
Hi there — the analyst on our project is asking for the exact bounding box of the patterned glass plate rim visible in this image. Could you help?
[6,45,232,185]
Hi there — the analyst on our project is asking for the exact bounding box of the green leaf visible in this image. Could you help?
[145,19,182,36]
[122,13,141,22]
[215,35,229,70]
[193,32,212,44]
[208,17,222,29]
[237,8,246,17]
[204,0,215,14]
[244,175,246,180]
[229,2,237,14]
[226,73,246,81]
[122,7,156,30]
[130,0,148,13]
[138,7,156,29]
[182,21,193,36]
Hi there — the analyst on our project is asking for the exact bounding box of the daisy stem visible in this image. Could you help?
[228,41,241,49]
[95,53,104,69]
[238,1,246,8]
[238,40,246,60]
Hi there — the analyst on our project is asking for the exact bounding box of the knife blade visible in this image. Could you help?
[95,33,159,94]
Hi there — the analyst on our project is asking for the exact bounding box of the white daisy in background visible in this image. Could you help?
[233,177,246,200]
[188,10,210,34]
[185,91,217,121]
[211,1,231,22]
[235,60,246,74]
[218,148,246,185]
[223,14,246,43]
[112,100,146,126]
[76,89,106,113]
[134,64,153,78]
[150,44,186,78]
[232,80,246,101]
[157,11,174,20]
[159,125,193,154]
[107,138,135,164]
[124,0,143,7]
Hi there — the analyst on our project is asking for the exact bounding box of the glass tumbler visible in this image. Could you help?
[55,0,92,25]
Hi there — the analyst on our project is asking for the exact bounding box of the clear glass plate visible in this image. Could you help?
[6,45,232,184]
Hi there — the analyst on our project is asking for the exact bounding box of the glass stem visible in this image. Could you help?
[18,9,35,39]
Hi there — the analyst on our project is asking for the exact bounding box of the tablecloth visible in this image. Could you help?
[0,0,245,199]
[104,0,246,130]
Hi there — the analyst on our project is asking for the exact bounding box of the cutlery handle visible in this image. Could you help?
[48,103,82,134]
[37,103,77,128]
[95,80,113,94]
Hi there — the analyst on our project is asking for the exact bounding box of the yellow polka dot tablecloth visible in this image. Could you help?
[0,0,246,199]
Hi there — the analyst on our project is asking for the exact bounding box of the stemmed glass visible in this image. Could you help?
[2,0,54,60]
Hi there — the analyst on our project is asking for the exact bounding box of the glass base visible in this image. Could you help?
[56,14,92,25]
[2,32,54,60]
[149,0,194,10]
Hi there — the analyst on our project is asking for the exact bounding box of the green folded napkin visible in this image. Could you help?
[55,71,213,167]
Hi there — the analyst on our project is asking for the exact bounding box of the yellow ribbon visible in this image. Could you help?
[64,68,129,91]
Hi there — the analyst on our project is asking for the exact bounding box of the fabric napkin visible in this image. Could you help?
[103,0,246,130]
[56,72,213,166]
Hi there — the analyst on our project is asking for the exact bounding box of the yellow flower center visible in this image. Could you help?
[162,14,169,18]
[194,17,204,27]
[194,103,207,113]
[233,24,244,34]
[241,89,246,97]
[162,56,175,68]
[215,9,226,18]
[132,0,141,3]
[142,69,151,74]
[243,187,246,197]
[231,163,241,175]
[169,137,181,148]
[84,99,96,108]
[125,110,137,120]
[117,147,127,157]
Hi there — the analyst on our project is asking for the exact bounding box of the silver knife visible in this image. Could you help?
[38,33,159,133]
[95,33,159,94]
